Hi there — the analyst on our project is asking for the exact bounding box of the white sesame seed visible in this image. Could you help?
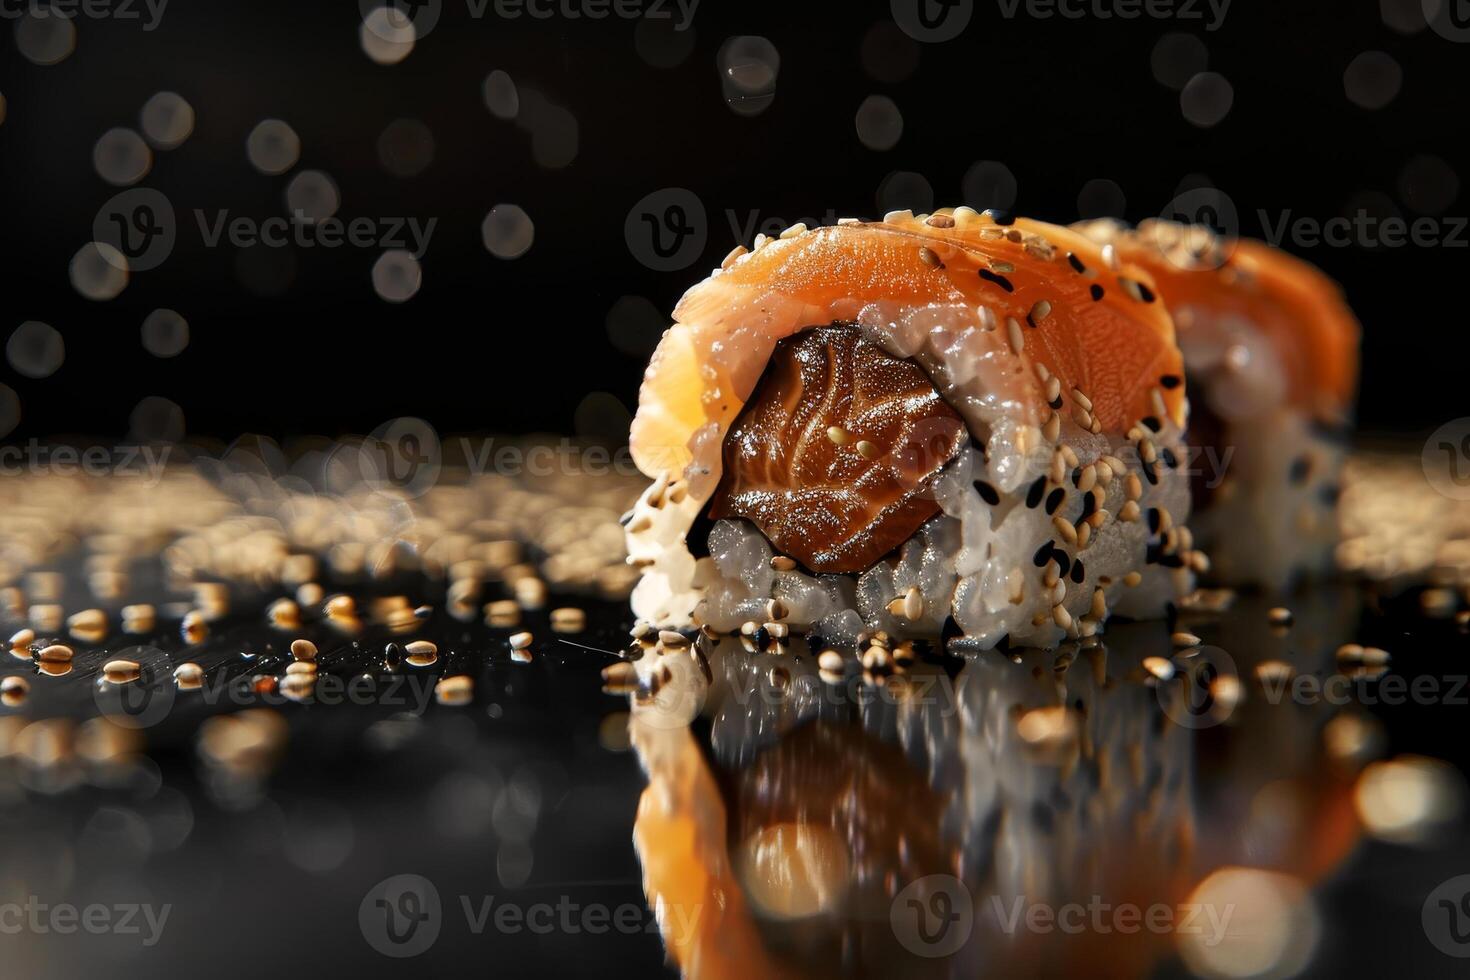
[1172,631,1201,648]
[37,644,74,663]
[290,639,318,661]
[1006,317,1025,355]
[826,425,850,446]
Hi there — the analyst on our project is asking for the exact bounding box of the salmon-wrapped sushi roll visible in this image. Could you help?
[625,209,1204,650]
[1074,220,1359,591]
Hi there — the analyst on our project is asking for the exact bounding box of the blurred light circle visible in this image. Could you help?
[140,92,195,150]
[285,170,340,222]
[0,383,18,438]
[1398,153,1459,214]
[861,21,920,83]
[130,396,185,443]
[718,35,780,116]
[1380,0,1428,33]
[7,322,65,379]
[1077,177,1126,219]
[69,242,130,301]
[962,160,1017,212]
[483,70,520,120]
[141,309,189,358]
[93,128,153,187]
[14,8,76,65]
[634,11,696,68]
[1179,868,1320,979]
[1180,71,1233,127]
[1150,32,1208,90]
[234,245,297,296]
[1354,756,1465,843]
[1342,189,1401,250]
[371,250,423,302]
[359,6,416,65]
[482,204,534,259]
[876,170,934,215]
[605,295,666,357]
[855,95,903,151]
[283,800,355,873]
[377,118,435,177]
[1343,51,1402,110]
[246,119,300,176]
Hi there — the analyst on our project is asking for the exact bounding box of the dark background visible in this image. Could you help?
[0,0,1463,445]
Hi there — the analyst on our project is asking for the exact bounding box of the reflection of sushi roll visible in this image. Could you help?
[1074,220,1360,591]
[625,209,1204,649]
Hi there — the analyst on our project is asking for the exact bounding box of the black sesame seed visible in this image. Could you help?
[1089,284,1104,301]
[1141,416,1162,432]
[1078,493,1096,521]
[979,268,1015,292]
[1144,464,1159,485]
[1070,467,1083,488]
[1147,508,1161,533]
[1052,552,1071,578]
[1033,541,1055,567]
[1067,252,1087,274]
[1161,447,1178,468]
[1320,484,1342,506]
[1146,542,1162,565]
[974,480,1001,505]
[1026,476,1047,508]
[1070,559,1086,584]
[1049,395,1064,409]
[984,208,1015,225]
[1159,374,1182,389]
[1159,554,1185,569]
[1289,456,1312,484]
[1045,488,1065,515]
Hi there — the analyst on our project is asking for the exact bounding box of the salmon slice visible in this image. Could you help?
[630,210,1187,491]
[1074,220,1359,420]
[709,325,967,573]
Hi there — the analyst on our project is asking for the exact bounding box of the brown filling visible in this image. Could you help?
[708,324,966,573]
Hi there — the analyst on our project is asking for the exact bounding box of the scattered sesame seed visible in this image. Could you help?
[974,480,1000,506]
[1268,607,1294,627]
[37,644,74,664]
[550,607,586,633]
[770,556,797,571]
[1172,631,1201,648]
[102,659,141,684]
[826,425,850,446]
[1006,316,1025,354]
[1028,300,1052,327]
[818,649,844,673]
[856,440,880,459]
[657,629,688,647]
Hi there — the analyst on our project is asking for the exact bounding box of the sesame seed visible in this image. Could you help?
[1143,656,1175,681]
[826,425,850,445]
[1,676,29,705]
[1172,631,1201,648]
[1043,411,1061,443]
[925,213,955,228]
[977,305,998,331]
[979,269,1015,293]
[174,663,204,688]
[818,649,844,672]
[485,599,520,627]
[1052,515,1079,544]
[1077,464,1098,494]
[919,246,943,268]
[102,659,141,684]
[1119,277,1155,302]
[551,607,587,633]
[721,245,747,268]
[1028,300,1052,327]
[770,556,797,571]
[436,675,474,706]
[1123,571,1143,587]
[1006,317,1025,354]
[903,586,924,620]
[974,480,1000,506]
[1067,252,1088,274]
[765,622,789,639]
[8,628,35,653]
[1071,407,1093,430]
[285,661,317,676]
[780,222,808,239]
[1025,475,1047,508]
[1101,243,1119,270]
[1118,500,1141,522]
[325,594,356,617]
[37,644,74,664]
[1160,374,1182,389]
[268,598,301,628]
[1052,605,1072,629]
[883,209,912,223]
[1268,607,1294,627]
[856,440,880,459]
[1091,588,1107,620]
[765,598,788,621]
[990,259,1015,273]
[657,630,688,647]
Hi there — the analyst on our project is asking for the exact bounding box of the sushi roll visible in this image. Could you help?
[1074,220,1360,591]
[625,209,1204,650]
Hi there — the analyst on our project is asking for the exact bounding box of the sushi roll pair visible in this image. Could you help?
[1074,220,1360,591]
[625,208,1203,650]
